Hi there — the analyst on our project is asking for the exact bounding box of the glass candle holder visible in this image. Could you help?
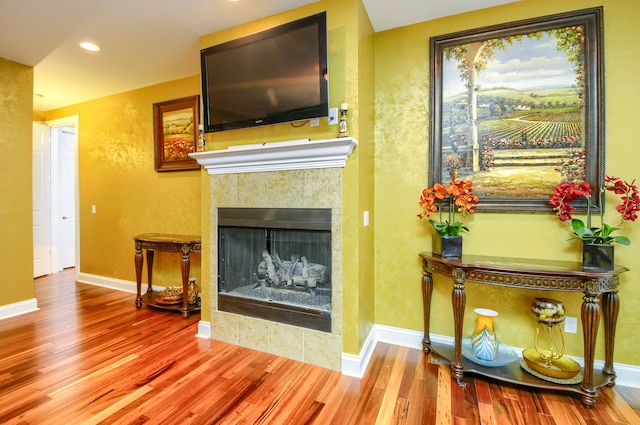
[531,297,565,367]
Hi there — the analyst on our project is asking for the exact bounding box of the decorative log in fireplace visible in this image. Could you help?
[256,250,327,295]
[218,208,332,332]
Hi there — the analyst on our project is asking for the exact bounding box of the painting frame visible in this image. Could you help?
[153,95,201,172]
[429,7,604,213]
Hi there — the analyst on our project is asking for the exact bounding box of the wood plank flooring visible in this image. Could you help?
[0,269,638,424]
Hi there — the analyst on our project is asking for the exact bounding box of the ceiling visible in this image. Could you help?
[0,0,519,112]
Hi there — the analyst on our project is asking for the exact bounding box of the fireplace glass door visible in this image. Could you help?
[218,208,332,331]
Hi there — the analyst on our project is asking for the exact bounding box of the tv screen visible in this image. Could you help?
[200,12,328,133]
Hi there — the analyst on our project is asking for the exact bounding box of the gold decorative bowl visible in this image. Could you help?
[522,348,580,379]
[156,285,184,305]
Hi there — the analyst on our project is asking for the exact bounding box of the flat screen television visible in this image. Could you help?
[200,12,328,133]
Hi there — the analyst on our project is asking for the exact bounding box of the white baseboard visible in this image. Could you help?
[77,272,140,293]
[196,320,211,339]
[342,324,640,389]
[77,272,192,295]
[0,298,39,320]
[341,327,378,378]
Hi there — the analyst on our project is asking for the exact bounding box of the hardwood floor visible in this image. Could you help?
[0,269,639,424]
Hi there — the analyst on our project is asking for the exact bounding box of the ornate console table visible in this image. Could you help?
[419,252,628,407]
[134,233,201,319]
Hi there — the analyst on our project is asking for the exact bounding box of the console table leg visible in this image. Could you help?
[581,290,600,407]
[180,245,191,320]
[134,242,143,309]
[451,268,466,385]
[602,290,619,386]
[422,265,434,353]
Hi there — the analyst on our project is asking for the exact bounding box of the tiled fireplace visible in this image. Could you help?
[191,138,357,371]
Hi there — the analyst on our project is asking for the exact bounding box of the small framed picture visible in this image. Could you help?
[153,95,200,172]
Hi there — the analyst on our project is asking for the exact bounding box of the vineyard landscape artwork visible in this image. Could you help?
[153,95,200,172]
[162,108,196,161]
[429,8,603,212]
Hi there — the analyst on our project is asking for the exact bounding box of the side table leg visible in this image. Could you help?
[451,268,466,385]
[602,290,619,386]
[580,289,600,407]
[180,245,191,319]
[146,250,154,293]
[134,242,143,309]
[422,263,434,353]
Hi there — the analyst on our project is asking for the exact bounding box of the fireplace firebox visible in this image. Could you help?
[218,208,332,332]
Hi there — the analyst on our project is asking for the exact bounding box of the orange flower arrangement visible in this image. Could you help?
[418,178,480,236]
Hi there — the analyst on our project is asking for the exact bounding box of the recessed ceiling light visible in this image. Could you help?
[78,41,101,52]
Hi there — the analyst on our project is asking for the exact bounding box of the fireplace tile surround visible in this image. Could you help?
[191,138,357,371]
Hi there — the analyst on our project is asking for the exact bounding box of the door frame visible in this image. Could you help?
[32,122,52,278]
[46,115,80,278]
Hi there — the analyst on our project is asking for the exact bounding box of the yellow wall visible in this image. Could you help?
[198,0,376,354]
[354,0,376,354]
[45,76,202,288]
[374,0,640,365]
[0,58,34,304]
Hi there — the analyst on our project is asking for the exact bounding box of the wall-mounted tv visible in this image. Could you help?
[200,12,328,133]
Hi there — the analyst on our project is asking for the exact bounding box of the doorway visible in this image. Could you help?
[32,116,79,278]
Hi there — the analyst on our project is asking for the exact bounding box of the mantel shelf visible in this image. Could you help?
[189,137,358,175]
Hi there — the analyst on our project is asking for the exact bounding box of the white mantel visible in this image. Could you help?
[189,137,358,175]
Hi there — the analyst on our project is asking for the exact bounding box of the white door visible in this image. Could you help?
[58,127,76,269]
[33,122,52,278]
[33,116,79,278]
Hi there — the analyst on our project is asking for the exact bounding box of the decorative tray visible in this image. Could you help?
[521,348,582,383]
[461,337,518,367]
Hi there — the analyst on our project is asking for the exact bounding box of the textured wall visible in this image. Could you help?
[373,0,640,365]
[0,58,34,305]
[355,0,376,354]
[45,76,202,288]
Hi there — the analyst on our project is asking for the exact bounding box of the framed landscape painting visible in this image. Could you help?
[428,7,604,212]
[153,95,200,172]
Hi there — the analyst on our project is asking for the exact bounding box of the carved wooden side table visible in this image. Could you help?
[134,233,201,319]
